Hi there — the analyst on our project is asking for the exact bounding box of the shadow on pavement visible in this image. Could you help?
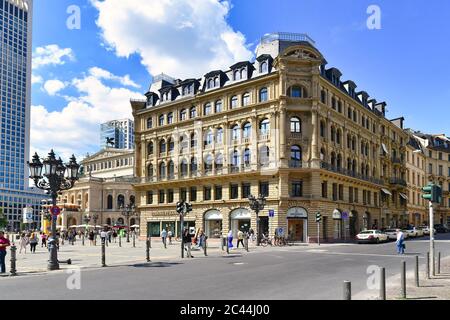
[221,254,243,258]
[406,296,438,300]
[132,262,183,268]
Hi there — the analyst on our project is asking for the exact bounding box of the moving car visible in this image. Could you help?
[434,224,450,233]
[417,226,436,235]
[356,230,389,244]
[384,229,399,241]
[403,229,416,238]
[415,228,424,237]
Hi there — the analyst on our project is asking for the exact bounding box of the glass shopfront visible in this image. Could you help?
[333,209,343,239]
[286,207,308,242]
[230,208,251,238]
[204,210,223,238]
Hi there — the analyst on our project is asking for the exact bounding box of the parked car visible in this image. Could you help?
[417,226,436,235]
[415,227,424,237]
[384,229,399,241]
[434,224,450,233]
[403,229,416,238]
[356,230,389,244]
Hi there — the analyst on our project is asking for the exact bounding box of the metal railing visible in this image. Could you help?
[321,162,384,185]
[389,178,407,187]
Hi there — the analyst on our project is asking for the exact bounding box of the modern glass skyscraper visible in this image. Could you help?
[0,0,43,231]
[100,119,134,150]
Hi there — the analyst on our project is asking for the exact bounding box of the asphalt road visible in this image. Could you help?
[1,234,450,300]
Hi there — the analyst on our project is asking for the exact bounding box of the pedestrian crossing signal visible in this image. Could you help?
[316,212,322,223]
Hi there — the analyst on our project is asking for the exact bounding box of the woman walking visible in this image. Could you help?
[396,229,405,255]
[41,232,47,248]
[227,230,234,249]
[19,233,29,254]
[29,232,38,253]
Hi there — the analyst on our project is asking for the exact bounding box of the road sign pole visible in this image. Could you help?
[429,201,435,277]
[317,221,320,246]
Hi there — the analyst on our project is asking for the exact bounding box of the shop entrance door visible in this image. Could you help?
[288,219,304,242]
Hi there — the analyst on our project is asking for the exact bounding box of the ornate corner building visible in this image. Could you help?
[131,32,410,242]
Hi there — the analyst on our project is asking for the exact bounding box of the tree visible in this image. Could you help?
[0,208,7,230]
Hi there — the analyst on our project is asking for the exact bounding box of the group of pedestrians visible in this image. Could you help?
[17,232,44,254]
[226,229,254,249]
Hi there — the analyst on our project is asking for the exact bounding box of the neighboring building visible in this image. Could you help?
[408,131,450,226]
[57,148,138,229]
[0,0,44,231]
[100,118,134,150]
[131,32,408,242]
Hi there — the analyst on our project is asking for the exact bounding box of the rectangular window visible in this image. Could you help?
[374,192,378,207]
[215,185,222,200]
[242,183,251,199]
[439,165,443,176]
[168,189,174,203]
[349,187,354,203]
[190,187,197,202]
[429,164,433,174]
[180,188,187,201]
[259,182,269,197]
[354,188,359,203]
[204,186,212,201]
[363,190,367,205]
[332,183,338,201]
[230,184,239,199]
[322,182,328,198]
[338,184,343,201]
[159,190,165,204]
[291,181,303,197]
[146,191,153,205]
[368,191,371,205]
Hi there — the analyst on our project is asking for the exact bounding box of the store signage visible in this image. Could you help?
[342,211,349,219]
[152,211,178,217]
[22,207,33,223]
[286,207,307,219]
[269,210,275,218]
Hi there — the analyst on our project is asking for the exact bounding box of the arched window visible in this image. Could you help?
[242,92,251,106]
[147,142,153,155]
[231,124,240,141]
[320,121,326,138]
[216,128,223,144]
[204,103,212,115]
[190,106,197,118]
[320,148,326,161]
[331,127,336,142]
[289,86,303,98]
[243,122,252,139]
[260,146,270,166]
[347,134,352,149]
[240,68,246,79]
[180,135,188,153]
[321,90,327,104]
[233,69,240,81]
[168,161,175,179]
[214,77,219,87]
[231,150,240,167]
[259,87,268,102]
[260,61,268,73]
[146,163,154,178]
[147,118,153,129]
[159,139,166,154]
[331,97,336,110]
[180,159,188,177]
[117,194,125,208]
[244,149,251,166]
[190,157,198,174]
[180,109,187,121]
[352,137,356,151]
[158,115,165,126]
[331,152,336,167]
[215,100,222,113]
[107,195,113,210]
[230,96,238,109]
[204,130,214,147]
[168,138,174,152]
[290,145,302,168]
[347,158,352,171]
[130,195,135,205]
[260,119,270,135]
[336,129,341,145]
[167,112,173,124]
[290,117,301,133]
[352,160,357,174]
[337,154,342,169]
[216,154,224,170]
[190,133,197,148]
[159,162,166,179]
[207,78,214,89]
[204,155,213,172]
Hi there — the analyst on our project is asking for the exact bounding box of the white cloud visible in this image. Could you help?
[30,69,144,160]
[90,0,253,79]
[43,79,66,96]
[33,44,75,69]
[88,67,140,88]
[32,74,43,84]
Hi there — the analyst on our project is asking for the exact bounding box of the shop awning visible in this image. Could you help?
[381,188,392,196]
[400,193,408,200]
[382,143,389,154]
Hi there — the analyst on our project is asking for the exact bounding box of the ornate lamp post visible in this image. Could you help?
[248,194,266,246]
[92,213,99,226]
[28,150,80,270]
[83,213,91,227]
[120,203,136,242]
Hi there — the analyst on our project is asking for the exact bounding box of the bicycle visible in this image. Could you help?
[260,235,272,247]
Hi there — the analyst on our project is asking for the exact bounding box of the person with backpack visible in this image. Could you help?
[183,228,193,258]
[29,232,38,253]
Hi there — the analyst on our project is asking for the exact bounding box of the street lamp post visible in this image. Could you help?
[28,150,80,271]
[248,194,266,246]
[120,204,136,243]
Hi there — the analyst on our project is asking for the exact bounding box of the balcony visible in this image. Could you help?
[289,160,302,168]
[321,162,384,185]
[259,134,269,141]
[243,138,251,144]
[389,178,407,187]
[229,165,240,173]
[290,132,302,140]
[391,157,402,165]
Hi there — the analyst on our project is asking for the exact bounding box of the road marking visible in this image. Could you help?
[305,251,423,259]
[233,262,246,265]
[306,249,328,253]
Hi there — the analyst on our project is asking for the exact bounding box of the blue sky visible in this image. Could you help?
[31,0,450,158]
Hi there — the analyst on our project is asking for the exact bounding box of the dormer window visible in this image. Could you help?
[260,61,268,73]
[207,78,214,89]
[233,69,240,81]
[214,77,219,87]
[183,85,193,96]
[240,68,246,80]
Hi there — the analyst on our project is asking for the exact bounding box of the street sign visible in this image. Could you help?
[277,227,284,236]
[342,212,349,219]
[269,210,275,218]
[50,206,61,216]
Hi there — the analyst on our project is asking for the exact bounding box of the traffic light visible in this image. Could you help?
[176,201,184,214]
[422,184,443,203]
[316,212,322,223]
[186,203,193,213]
[433,185,442,204]
[422,184,433,201]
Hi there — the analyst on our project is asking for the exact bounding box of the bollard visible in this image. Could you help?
[82,235,85,246]
[146,238,150,262]
[149,235,152,248]
[426,252,430,279]
[415,256,419,287]
[10,245,17,276]
[245,236,249,252]
[226,238,229,255]
[204,238,207,257]
[119,235,122,247]
[438,252,441,275]
[379,267,386,300]
[401,261,406,299]
[343,281,351,300]
[221,236,224,251]
[133,234,136,248]
[101,238,106,267]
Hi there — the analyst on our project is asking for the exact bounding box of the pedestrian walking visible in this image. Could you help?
[183,228,193,258]
[227,230,234,249]
[167,229,173,245]
[237,230,244,248]
[161,228,167,248]
[107,229,112,243]
[396,229,405,254]
[100,229,108,243]
[29,232,38,253]
[19,233,29,254]
[88,230,95,246]
[41,232,47,248]
[112,230,117,243]
[249,228,255,243]
[0,231,11,274]
[195,229,206,249]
